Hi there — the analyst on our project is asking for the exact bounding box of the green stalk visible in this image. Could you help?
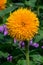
[37,0,40,16]
[24,40,29,65]
[25,46,29,65]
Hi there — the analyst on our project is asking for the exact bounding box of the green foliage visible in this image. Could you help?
[1,62,14,65]
[17,60,37,65]
[0,0,43,65]
[0,5,18,17]
[34,29,43,42]
[25,0,36,7]
[32,55,43,63]
[0,51,8,58]
[17,60,26,65]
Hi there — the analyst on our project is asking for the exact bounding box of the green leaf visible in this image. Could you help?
[34,29,43,42]
[14,3,24,6]
[0,33,4,40]
[17,60,26,65]
[31,54,43,63]
[0,6,18,17]
[25,0,36,7]
[17,60,36,65]
[0,16,3,24]
[30,61,36,65]
[1,62,14,65]
[40,20,43,26]
[39,6,43,9]
[0,51,9,58]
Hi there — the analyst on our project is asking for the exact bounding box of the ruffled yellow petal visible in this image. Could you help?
[0,0,7,10]
[6,8,39,41]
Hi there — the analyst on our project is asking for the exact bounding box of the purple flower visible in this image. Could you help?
[33,43,39,48]
[0,25,4,32]
[21,42,25,47]
[4,29,8,36]
[3,25,6,28]
[41,46,43,49]
[29,40,33,46]
[3,25,8,36]
[19,41,22,47]
[19,41,25,47]
[0,24,8,36]
[7,57,10,61]
[14,38,17,43]
[9,56,13,62]
[7,55,12,62]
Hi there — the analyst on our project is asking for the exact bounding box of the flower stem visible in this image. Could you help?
[24,40,29,65]
[25,48,29,65]
[37,0,40,16]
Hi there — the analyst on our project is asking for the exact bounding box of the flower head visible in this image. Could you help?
[0,25,4,32]
[41,46,43,49]
[14,38,17,43]
[19,41,25,47]
[4,25,8,36]
[6,8,39,41]
[7,55,12,62]
[33,43,39,48]
[0,24,8,36]
[4,29,8,36]
[29,40,33,45]
[0,0,7,10]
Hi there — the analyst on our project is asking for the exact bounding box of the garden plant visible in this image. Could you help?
[0,0,43,65]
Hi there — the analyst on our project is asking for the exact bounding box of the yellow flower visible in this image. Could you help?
[0,0,7,10]
[6,8,39,41]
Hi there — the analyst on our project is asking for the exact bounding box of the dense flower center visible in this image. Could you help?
[21,21,26,26]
